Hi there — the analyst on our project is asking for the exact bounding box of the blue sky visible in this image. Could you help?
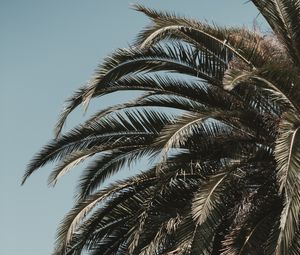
[1,1,263,254]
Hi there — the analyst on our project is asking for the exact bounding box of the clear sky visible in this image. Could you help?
[1,1,264,254]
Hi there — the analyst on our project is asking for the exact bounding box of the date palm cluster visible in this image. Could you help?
[23,1,300,254]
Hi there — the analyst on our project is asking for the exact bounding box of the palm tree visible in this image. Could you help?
[22,1,300,254]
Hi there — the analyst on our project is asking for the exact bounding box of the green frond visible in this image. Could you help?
[23,109,173,184]
[154,110,250,161]
[191,172,227,226]
[289,224,300,255]
[77,146,159,199]
[138,216,179,255]
[155,112,208,151]
[48,148,98,187]
[133,4,270,67]
[54,42,228,137]
[53,172,157,254]
[24,2,300,254]
[276,113,300,194]
[223,68,297,112]
[251,0,300,65]
[126,170,202,254]
[220,186,281,255]
[273,113,300,254]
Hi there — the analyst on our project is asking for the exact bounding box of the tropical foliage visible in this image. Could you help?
[23,1,300,254]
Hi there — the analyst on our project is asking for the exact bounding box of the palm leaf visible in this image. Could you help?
[53,172,157,254]
[274,113,300,254]
[77,145,159,199]
[251,0,300,65]
[191,172,227,226]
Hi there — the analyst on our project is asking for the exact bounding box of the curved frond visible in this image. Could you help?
[77,145,159,199]
[22,109,172,184]
[251,0,300,65]
[53,172,157,254]
[24,3,300,255]
[274,113,300,254]
[191,172,227,226]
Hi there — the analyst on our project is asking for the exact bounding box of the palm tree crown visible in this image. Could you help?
[23,1,300,254]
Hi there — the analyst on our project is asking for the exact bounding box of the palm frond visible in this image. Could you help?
[274,113,300,254]
[133,4,270,68]
[53,171,157,254]
[223,68,297,112]
[77,145,159,199]
[48,148,97,187]
[54,42,228,137]
[24,2,300,254]
[22,109,172,184]
[191,172,227,226]
[251,0,300,65]
[139,215,181,255]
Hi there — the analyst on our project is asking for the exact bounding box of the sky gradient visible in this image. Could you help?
[1,1,264,254]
